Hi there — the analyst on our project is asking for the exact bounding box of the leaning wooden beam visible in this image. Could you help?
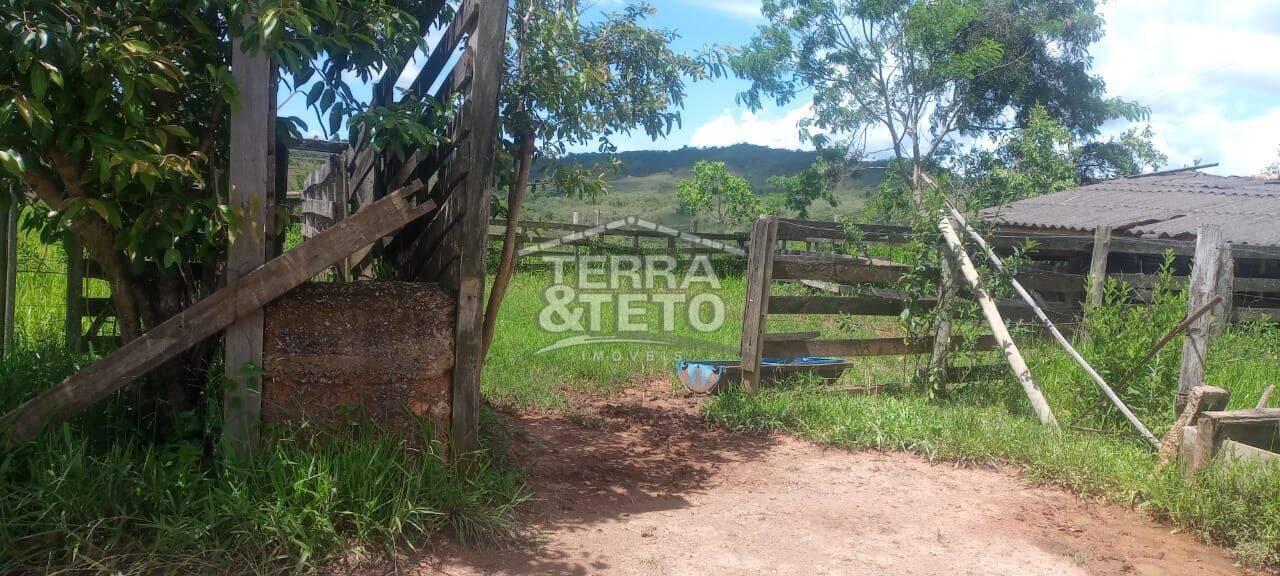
[944,203,1154,445]
[0,182,433,446]
[938,215,1057,426]
[1131,295,1223,375]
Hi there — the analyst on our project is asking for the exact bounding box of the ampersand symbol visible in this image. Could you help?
[539,285,584,332]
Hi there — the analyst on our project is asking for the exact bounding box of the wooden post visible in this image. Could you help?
[64,236,84,353]
[939,215,1057,426]
[739,215,778,394]
[333,152,352,281]
[450,0,508,457]
[1177,225,1224,415]
[1211,246,1233,339]
[667,236,676,259]
[927,251,958,390]
[1087,226,1111,309]
[224,19,274,456]
[0,186,16,355]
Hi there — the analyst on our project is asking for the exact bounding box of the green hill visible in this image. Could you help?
[524,144,885,232]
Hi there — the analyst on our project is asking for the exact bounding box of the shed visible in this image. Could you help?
[979,170,1280,248]
[977,170,1280,321]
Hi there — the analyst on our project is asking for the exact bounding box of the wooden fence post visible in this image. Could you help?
[1088,225,1112,309]
[65,236,84,353]
[451,0,509,457]
[0,186,16,355]
[1211,245,1233,339]
[927,251,958,389]
[223,17,274,456]
[739,215,779,394]
[1177,225,1224,415]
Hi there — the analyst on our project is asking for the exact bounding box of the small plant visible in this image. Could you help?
[1078,251,1186,428]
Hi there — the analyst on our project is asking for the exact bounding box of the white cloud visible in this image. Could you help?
[690,104,815,149]
[1095,0,1280,175]
[689,101,898,158]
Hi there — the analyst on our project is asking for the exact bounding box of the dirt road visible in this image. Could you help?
[422,383,1245,575]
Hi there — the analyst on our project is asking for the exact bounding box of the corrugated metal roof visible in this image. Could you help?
[978,172,1280,246]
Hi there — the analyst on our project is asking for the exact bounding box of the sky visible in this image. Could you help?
[282,0,1280,176]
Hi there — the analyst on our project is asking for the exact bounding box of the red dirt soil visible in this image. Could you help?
[418,382,1249,575]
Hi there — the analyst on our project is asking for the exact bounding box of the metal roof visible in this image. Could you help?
[978,171,1280,247]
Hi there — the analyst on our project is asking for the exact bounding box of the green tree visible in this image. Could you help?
[0,0,442,422]
[676,160,760,225]
[961,105,1078,209]
[767,159,837,218]
[961,106,1165,209]
[732,0,1145,214]
[1263,147,1279,176]
[483,0,721,354]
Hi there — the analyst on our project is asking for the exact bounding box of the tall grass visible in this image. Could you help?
[0,345,529,575]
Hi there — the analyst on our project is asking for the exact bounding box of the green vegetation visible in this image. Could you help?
[676,160,761,226]
[525,144,880,232]
[0,233,528,575]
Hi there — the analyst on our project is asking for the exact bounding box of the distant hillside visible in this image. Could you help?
[523,144,886,231]
[551,143,882,192]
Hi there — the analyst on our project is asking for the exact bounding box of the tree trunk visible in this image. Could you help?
[481,131,536,357]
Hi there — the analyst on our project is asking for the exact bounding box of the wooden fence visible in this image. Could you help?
[735,216,1058,393]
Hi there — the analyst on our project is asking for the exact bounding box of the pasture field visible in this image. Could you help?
[2,229,1279,571]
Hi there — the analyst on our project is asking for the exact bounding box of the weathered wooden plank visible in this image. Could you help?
[773,253,906,285]
[224,22,274,454]
[1087,226,1111,309]
[0,183,434,446]
[763,331,821,342]
[301,198,335,219]
[764,335,1004,358]
[1235,307,1280,322]
[739,216,779,394]
[409,0,479,97]
[776,218,912,244]
[1194,408,1280,471]
[1177,225,1224,415]
[450,0,507,457]
[768,295,931,316]
[1212,246,1234,339]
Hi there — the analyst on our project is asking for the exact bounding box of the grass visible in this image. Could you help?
[0,227,529,575]
[0,344,530,575]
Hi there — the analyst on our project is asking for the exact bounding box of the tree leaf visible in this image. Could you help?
[0,149,24,176]
[85,198,123,229]
[31,64,48,99]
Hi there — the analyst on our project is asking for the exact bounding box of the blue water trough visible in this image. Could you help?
[677,357,850,394]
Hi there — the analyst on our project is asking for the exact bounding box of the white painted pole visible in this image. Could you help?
[943,201,1159,449]
[939,215,1057,426]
